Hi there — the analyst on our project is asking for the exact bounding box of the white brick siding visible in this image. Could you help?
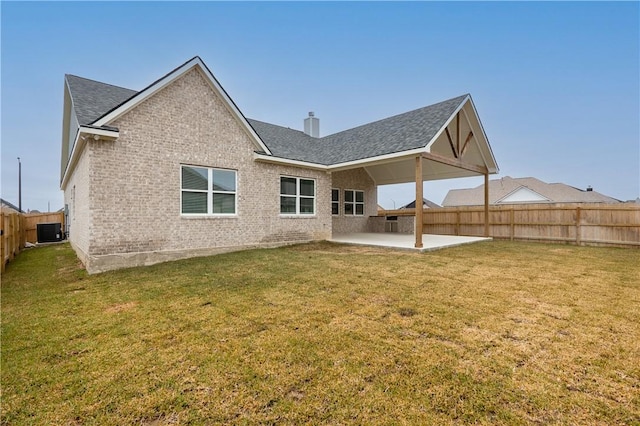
[63,145,91,265]
[64,68,338,273]
[331,168,377,234]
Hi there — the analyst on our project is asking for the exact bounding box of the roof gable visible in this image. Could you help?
[77,57,271,155]
[400,198,441,209]
[497,186,550,204]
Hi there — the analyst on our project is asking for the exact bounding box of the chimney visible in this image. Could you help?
[586,185,593,192]
[304,112,319,138]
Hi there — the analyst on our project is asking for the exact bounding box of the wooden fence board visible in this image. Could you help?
[378,203,640,248]
[1,211,65,272]
[24,212,65,243]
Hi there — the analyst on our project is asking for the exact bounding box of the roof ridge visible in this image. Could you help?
[322,93,469,139]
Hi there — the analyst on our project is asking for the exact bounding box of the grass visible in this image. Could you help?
[1,241,639,425]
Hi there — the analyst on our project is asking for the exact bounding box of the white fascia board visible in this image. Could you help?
[61,129,84,189]
[92,57,272,156]
[466,96,499,173]
[61,127,120,189]
[327,147,427,172]
[459,105,492,174]
[78,125,119,139]
[253,152,329,171]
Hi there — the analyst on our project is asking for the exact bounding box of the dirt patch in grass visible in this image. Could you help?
[104,301,138,313]
[2,241,639,425]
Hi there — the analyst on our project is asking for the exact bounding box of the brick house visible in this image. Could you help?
[443,176,620,206]
[61,57,498,273]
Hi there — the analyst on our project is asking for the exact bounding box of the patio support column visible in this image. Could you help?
[484,171,489,237]
[415,155,423,248]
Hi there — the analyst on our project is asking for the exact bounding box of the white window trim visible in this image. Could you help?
[280,176,316,217]
[180,164,238,217]
[331,188,340,216]
[344,189,365,217]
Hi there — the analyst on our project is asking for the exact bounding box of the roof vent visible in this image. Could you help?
[304,112,319,138]
[586,185,593,192]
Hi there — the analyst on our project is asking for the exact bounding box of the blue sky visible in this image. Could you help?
[1,1,638,211]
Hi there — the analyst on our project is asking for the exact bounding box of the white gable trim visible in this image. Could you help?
[466,96,498,172]
[425,95,470,153]
[497,186,551,204]
[424,96,499,174]
[92,57,272,155]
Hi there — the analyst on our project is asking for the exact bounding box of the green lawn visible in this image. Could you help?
[2,241,639,425]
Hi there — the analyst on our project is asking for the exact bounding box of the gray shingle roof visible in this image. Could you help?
[65,75,137,125]
[247,119,329,163]
[250,94,468,165]
[318,95,467,164]
[66,69,468,166]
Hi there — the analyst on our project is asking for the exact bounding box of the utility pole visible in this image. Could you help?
[17,157,22,212]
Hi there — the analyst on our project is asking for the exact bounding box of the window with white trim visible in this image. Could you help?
[344,190,364,216]
[331,189,340,215]
[280,176,315,215]
[181,165,236,215]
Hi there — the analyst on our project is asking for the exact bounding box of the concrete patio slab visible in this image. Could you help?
[330,233,491,252]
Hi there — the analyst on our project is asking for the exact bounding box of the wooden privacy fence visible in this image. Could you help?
[379,203,640,248]
[24,212,65,244]
[1,212,25,272]
[1,211,65,272]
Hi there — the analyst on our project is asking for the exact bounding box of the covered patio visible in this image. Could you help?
[331,94,499,249]
[330,233,491,252]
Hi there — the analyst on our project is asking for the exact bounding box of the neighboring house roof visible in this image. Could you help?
[62,56,499,188]
[442,176,620,206]
[0,198,22,213]
[400,198,441,209]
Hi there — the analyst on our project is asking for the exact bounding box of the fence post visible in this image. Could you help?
[455,210,460,236]
[510,208,515,241]
[1,213,5,273]
[19,214,26,250]
[576,207,581,246]
[9,214,15,261]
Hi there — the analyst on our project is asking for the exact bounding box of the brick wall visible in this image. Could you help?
[74,68,332,272]
[63,145,91,264]
[331,168,377,234]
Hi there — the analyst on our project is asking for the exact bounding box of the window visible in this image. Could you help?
[280,176,315,215]
[344,190,364,216]
[331,189,339,215]
[181,165,236,215]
